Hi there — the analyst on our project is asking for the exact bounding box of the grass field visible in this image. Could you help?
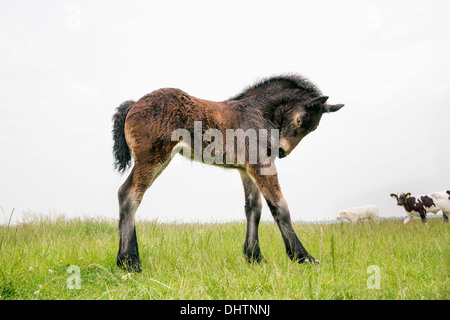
[0,215,448,300]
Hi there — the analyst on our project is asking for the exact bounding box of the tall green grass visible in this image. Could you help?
[0,215,448,300]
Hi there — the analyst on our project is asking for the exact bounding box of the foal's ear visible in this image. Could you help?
[324,103,345,113]
[306,96,329,108]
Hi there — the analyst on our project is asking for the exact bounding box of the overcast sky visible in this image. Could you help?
[1,0,449,225]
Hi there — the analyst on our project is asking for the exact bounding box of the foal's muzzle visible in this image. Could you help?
[278,148,287,158]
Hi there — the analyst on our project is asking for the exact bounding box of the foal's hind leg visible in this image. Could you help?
[239,170,264,263]
[117,160,170,272]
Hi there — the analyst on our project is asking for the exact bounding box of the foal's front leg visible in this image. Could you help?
[239,170,264,263]
[247,165,318,264]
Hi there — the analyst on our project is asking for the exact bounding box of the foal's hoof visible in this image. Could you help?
[299,255,320,266]
[245,255,267,264]
[117,254,142,273]
[244,248,266,264]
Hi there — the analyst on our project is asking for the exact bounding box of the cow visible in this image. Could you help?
[336,204,379,224]
[390,191,450,224]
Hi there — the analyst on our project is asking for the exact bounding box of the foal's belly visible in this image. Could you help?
[171,140,242,169]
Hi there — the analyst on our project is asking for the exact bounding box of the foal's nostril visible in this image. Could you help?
[279,148,286,158]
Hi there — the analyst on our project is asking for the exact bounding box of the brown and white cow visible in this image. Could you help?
[390,191,450,224]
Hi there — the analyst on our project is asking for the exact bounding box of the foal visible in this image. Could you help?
[112,74,344,272]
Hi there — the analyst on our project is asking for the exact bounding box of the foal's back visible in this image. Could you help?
[126,88,236,132]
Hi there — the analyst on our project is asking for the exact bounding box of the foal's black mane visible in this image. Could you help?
[227,74,324,123]
[229,74,322,101]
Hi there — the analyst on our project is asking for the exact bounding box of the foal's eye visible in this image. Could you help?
[296,117,301,126]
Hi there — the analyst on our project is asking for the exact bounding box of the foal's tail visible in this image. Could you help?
[112,100,135,173]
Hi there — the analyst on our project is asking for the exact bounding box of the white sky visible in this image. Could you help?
[1,0,449,225]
